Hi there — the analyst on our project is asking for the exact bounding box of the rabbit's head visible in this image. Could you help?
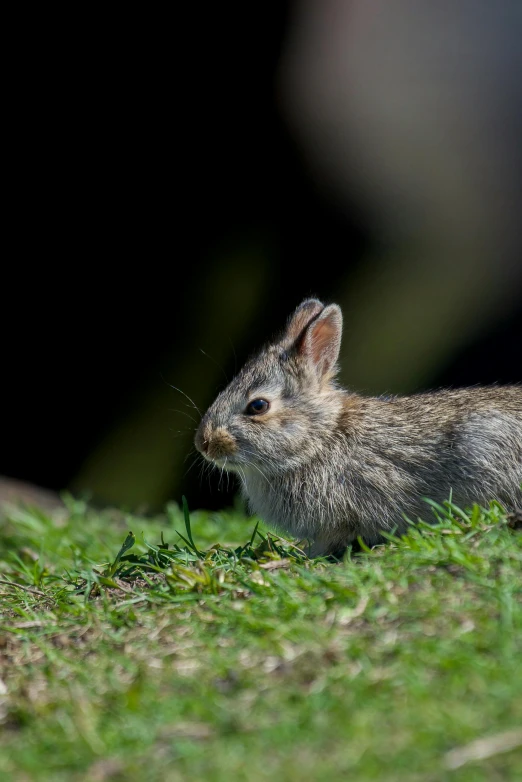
[194,299,344,476]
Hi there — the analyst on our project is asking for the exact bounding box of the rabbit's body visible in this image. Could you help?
[195,299,522,556]
[242,388,522,554]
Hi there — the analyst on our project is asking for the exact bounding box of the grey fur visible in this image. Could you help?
[195,299,522,556]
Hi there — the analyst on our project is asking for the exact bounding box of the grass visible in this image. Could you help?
[0,494,521,781]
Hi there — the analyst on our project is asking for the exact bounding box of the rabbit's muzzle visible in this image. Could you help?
[195,421,237,463]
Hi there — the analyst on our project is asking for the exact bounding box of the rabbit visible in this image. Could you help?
[194,299,522,556]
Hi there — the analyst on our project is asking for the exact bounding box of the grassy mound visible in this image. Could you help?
[0,496,521,781]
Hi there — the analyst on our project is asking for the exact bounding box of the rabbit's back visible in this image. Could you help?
[450,392,522,510]
[370,387,522,511]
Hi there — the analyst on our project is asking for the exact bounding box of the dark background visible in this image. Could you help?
[3,2,522,513]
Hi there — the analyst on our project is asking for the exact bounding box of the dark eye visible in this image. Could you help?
[245,398,270,415]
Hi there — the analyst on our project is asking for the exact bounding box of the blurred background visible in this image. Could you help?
[3,1,522,513]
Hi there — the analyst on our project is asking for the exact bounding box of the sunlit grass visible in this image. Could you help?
[0,495,521,781]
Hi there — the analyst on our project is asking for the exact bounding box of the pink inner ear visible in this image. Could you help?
[303,305,342,378]
[310,318,336,364]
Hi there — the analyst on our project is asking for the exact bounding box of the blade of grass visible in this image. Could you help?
[249,520,260,547]
[105,531,136,577]
[181,495,202,558]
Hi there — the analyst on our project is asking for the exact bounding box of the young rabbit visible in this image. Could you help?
[195,299,522,556]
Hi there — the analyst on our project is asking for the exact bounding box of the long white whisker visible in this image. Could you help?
[237,465,248,491]
[219,458,227,490]
[168,408,199,425]
[163,379,202,418]
[197,459,207,486]
[184,446,198,465]
[184,455,201,479]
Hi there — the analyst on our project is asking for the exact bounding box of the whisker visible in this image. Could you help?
[237,465,248,490]
[168,408,199,425]
[197,459,207,486]
[199,347,229,384]
[184,447,198,465]
[161,375,202,418]
[184,456,201,479]
[218,457,227,490]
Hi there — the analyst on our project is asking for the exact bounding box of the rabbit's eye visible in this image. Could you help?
[245,399,270,415]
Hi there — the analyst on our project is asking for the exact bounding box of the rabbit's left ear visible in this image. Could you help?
[296,304,343,380]
[283,299,325,344]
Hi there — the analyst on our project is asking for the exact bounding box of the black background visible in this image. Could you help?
[3,5,521,512]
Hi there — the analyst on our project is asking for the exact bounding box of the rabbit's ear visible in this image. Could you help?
[284,299,324,343]
[299,304,343,380]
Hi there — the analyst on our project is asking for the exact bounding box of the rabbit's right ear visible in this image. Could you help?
[298,304,343,380]
[283,299,343,381]
[283,299,325,344]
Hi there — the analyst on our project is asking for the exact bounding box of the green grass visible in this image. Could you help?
[0,494,521,781]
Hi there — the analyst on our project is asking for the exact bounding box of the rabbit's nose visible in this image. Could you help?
[207,427,237,459]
